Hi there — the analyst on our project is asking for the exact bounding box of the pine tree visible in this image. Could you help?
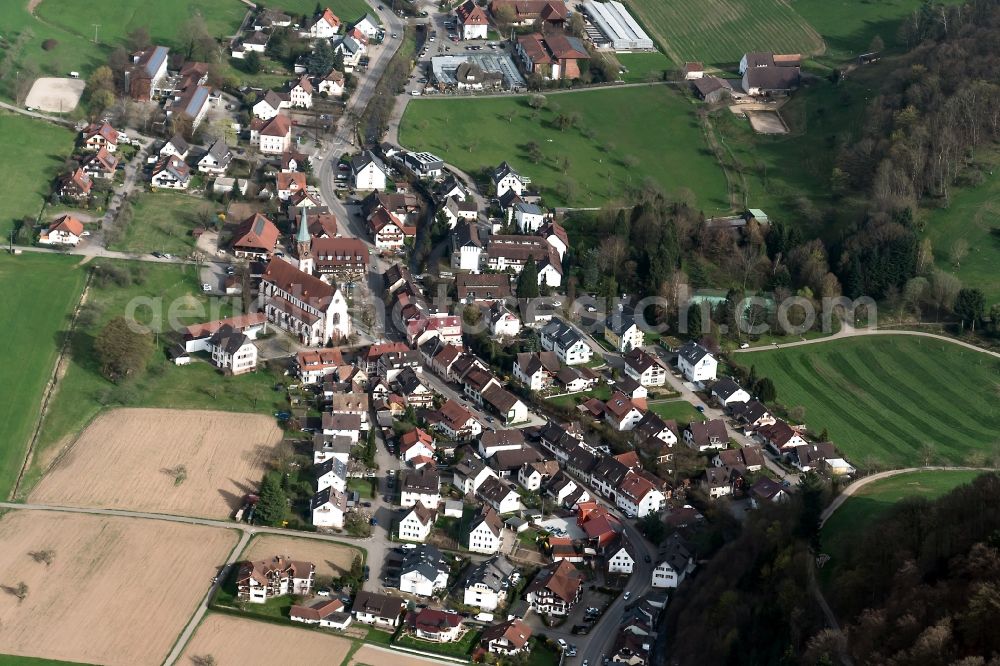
[255,473,287,526]
[517,260,540,298]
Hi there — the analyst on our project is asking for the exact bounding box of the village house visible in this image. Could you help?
[315,456,347,494]
[492,161,530,198]
[318,69,345,96]
[253,90,288,120]
[684,419,728,451]
[634,412,679,459]
[165,84,212,130]
[150,155,191,190]
[481,618,532,656]
[312,237,369,282]
[541,318,592,365]
[333,35,365,71]
[277,171,307,201]
[713,445,765,473]
[399,427,436,468]
[605,536,636,575]
[311,486,348,527]
[399,545,450,597]
[450,220,483,272]
[468,506,504,554]
[456,273,512,304]
[749,477,788,507]
[482,385,529,425]
[184,314,267,353]
[369,209,408,251]
[489,0,567,26]
[622,348,666,387]
[456,0,489,39]
[81,146,118,180]
[464,555,516,611]
[251,114,292,154]
[604,392,645,431]
[604,311,644,353]
[289,75,314,108]
[651,536,695,588]
[616,471,666,517]
[400,468,441,509]
[792,441,838,472]
[516,31,590,80]
[352,150,389,190]
[305,7,341,38]
[39,215,85,246]
[207,324,258,375]
[58,168,92,200]
[739,51,801,96]
[677,340,718,383]
[232,31,269,59]
[126,45,169,100]
[489,302,522,338]
[296,348,345,384]
[290,598,352,630]
[757,419,808,453]
[524,559,583,616]
[160,134,190,159]
[408,608,463,642]
[518,460,559,492]
[398,504,437,542]
[477,476,521,514]
[428,399,483,441]
[486,235,563,287]
[254,8,292,30]
[82,121,119,153]
[730,399,775,432]
[514,201,546,233]
[711,377,751,408]
[702,465,740,498]
[352,591,404,628]
[237,556,314,603]
[230,213,279,260]
[197,139,232,175]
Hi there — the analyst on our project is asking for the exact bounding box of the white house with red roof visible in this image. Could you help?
[82,122,119,153]
[251,114,292,154]
[456,0,489,39]
[399,427,437,468]
[39,215,84,246]
[318,69,345,96]
[369,209,407,250]
[305,7,341,39]
[289,75,314,108]
[616,471,666,517]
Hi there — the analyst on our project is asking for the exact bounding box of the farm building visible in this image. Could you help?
[431,54,526,91]
[583,1,654,51]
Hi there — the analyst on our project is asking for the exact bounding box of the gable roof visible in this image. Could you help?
[260,114,291,137]
[525,559,582,603]
[678,340,712,366]
[352,591,403,619]
[48,214,84,237]
[481,618,532,649]
[232,213,279,251]
[262,258,336,309]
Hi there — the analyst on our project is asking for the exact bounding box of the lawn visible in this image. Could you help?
[615,51,674,82]
[741,336,1000,468]
[624,0,824,66]
[0,114,76,236]
[0,253,86,500]
[266,0,375,22]
[0,0,108,102]
[109,192,217,257]
[399,86,730,211]
[923,159,1000,305]
[394,628,481,657]
[34,0,247,53]
[24,260,288,495]
[648,400,703,424]
[547,383,612,409]
[820,469,982,583]
[348,477,376,498]
[790,0,964,60]
[525,638,561,666]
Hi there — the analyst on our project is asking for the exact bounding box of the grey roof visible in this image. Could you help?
[202,138,232,167]
[730,399,769,423]
[351,150,386,174]
[208,324,250,355]
[678,340,711,365]
[514,201,542,215]
[605,311,636,336]
[465,555,516,592]
[492,161,523,185]
[311,486,347,510]
[744,65,799,91]
[541,318,582,348]
[712,377,745,400]
[313,433,354,455]
[403,468,440,494]
[165,134,189,153]
[400,544,449,581]
[315,456,347,480]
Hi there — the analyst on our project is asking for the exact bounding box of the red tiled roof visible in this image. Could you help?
[232,213,279,251]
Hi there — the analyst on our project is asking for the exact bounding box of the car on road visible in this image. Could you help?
[557,639,568,650]
[162,253,174,259]
[740,342,750,348]
[585,304,598,312]
[363,565,370,580]
[696,405,706,413]
[391,32,398,38]
[274,411,291,420]
[337,163,350,171]
[151,251,164,258]
[623,591,631,600]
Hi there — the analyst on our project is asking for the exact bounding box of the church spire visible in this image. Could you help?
[296,208,313,275]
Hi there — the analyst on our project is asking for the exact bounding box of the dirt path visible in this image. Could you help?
[25,0,42,16]
[10,268,92,500]
[734,325,1000,360]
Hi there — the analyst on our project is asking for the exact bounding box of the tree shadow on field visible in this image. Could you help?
[325,559,348,577]
[218,487,245,512]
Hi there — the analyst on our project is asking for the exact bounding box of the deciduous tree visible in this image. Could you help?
[94,316,153,382]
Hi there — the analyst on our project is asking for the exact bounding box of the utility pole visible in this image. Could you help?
[91,24,101,44]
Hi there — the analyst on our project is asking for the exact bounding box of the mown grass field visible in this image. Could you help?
[400,86,730,210]
[0,656,97,666]
[0,252,86,503]
[110,192,216,257]
[820,469,983,582]
[924,162,1000,305]
[34,0,248,52]
[648,400,703,424]
[624,0,824,66]
[25,261,287,495]
[0,114,76,236]
[791,0,963,59]
[615,52,674,82]
[741,336,1000,468]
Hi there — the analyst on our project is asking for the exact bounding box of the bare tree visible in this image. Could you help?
[949,238,969,268]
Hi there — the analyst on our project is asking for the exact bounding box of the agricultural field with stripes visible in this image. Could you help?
[625,0,824,65]
[740,336,1000,469]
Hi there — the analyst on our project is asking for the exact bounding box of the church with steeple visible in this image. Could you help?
[296,207,314,275]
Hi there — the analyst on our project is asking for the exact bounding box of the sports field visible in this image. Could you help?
[0,114,76,235]
[624,0,824,65]
[0,253,86,500]
[400,86,730,210]
[25,261,286,496]
[820,470,982,578]
[741,336,1000,468]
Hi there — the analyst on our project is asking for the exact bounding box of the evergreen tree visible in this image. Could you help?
[255,473,287,526]
[755,377,777,402]
[955,288,986,331]
[517,260,540,298]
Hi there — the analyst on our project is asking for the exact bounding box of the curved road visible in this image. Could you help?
[734,325,1000,360]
